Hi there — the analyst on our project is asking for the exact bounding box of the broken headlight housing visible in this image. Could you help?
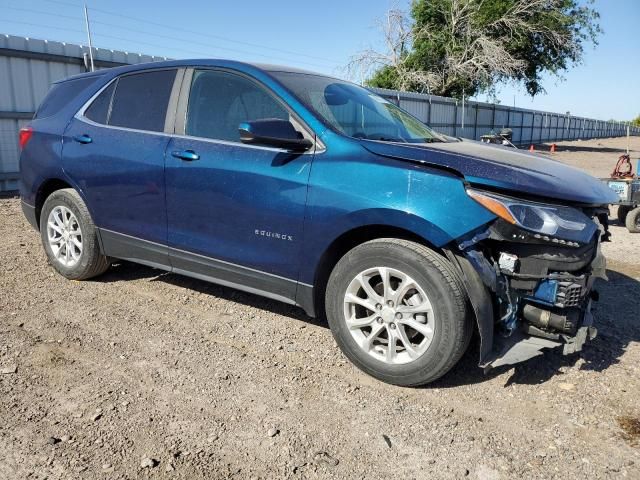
[466,188,598,246]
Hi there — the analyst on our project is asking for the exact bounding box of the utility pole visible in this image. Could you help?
[83,4,95,72]
[461,88,465,130]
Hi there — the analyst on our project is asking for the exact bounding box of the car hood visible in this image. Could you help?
[361,138,618,206]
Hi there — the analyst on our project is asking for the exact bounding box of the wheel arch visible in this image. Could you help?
[33,174,96,230]
[302,223,443,319]
[34,178,74,229]
[298,220,493,368]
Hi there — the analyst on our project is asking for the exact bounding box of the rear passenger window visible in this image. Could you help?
[186,70,289,142]
[84,82,115,124]
[108,70,176,132]
[36,77,97,119]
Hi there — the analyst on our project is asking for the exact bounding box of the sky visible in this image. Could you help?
[0,0,638,120]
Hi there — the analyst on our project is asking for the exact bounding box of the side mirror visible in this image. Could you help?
[239,119,313,152]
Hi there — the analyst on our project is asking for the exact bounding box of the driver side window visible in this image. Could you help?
[186,70,289,142]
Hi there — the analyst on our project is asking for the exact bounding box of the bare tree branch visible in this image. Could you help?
[347,0,592,96]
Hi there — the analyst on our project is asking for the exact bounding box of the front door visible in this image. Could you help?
[165,68,315,301]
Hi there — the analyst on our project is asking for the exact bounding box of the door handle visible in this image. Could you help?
[73,134,92,144]
[171,150,200,161]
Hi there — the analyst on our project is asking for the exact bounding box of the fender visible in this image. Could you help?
[444,248,495,366]
[299,149,496,286]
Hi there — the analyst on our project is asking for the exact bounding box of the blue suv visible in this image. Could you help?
[19,60,618,385]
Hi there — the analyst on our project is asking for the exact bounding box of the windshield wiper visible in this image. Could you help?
[404,137,443,144]
[365,135,446,144]
[377,137,405,142]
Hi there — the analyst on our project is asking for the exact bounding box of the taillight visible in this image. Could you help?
[19,126,33,149]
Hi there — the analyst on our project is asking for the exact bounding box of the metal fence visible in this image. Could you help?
[1,33,638,192]
[370,87,639,145]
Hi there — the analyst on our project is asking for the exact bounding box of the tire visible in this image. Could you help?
[40,188,110,280]
[325,238,472,386]
[625,207,640,233]
[617,205,630,225]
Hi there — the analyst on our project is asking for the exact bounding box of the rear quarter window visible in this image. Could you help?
[84,82,116,124]
[35,76,99,119]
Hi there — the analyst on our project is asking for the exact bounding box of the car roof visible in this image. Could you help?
[56,59,326,84]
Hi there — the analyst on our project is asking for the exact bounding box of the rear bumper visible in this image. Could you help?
[21,200,38,230]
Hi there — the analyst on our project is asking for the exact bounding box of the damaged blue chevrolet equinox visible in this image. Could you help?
[19,60,618,386]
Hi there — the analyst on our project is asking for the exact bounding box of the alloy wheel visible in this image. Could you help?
[46,206,83,268]
[343,267,435,365]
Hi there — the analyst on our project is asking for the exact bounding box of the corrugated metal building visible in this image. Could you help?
[0,33,637,192]
[0,34,168,192]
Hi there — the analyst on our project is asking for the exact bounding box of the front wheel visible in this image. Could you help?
[325,239,472,386]
[40,188,110,280]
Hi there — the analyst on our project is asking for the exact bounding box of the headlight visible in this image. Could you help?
[466,188,597,245]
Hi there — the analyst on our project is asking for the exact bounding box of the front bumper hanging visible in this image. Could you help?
[452,219,607,370]
[486,300,598,370]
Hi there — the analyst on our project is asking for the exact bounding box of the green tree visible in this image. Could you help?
[632,115,640,128]
[354,0,601,98]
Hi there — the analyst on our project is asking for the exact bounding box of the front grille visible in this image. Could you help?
[532,277,588,309]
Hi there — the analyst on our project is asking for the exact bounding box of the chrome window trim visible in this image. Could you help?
[74,70,324,155]
[76,115,316,155]
[75,115,173,138]
[170,132,310,154]
[75,115,324,156]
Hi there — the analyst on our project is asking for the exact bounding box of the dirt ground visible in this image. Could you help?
[536,135,640,180]
[1,136,639,479]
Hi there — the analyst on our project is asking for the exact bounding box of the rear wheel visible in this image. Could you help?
[325,239,472,386]
[40,189,110,280]
[617,205,631,225]
[625,207,640,233]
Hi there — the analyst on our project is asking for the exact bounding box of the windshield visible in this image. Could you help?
[270,72,446,143]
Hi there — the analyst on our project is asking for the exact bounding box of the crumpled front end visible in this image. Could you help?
[455,189,610,369]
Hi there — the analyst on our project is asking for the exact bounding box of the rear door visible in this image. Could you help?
[164,68,316,301]
[62,68,182,264]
